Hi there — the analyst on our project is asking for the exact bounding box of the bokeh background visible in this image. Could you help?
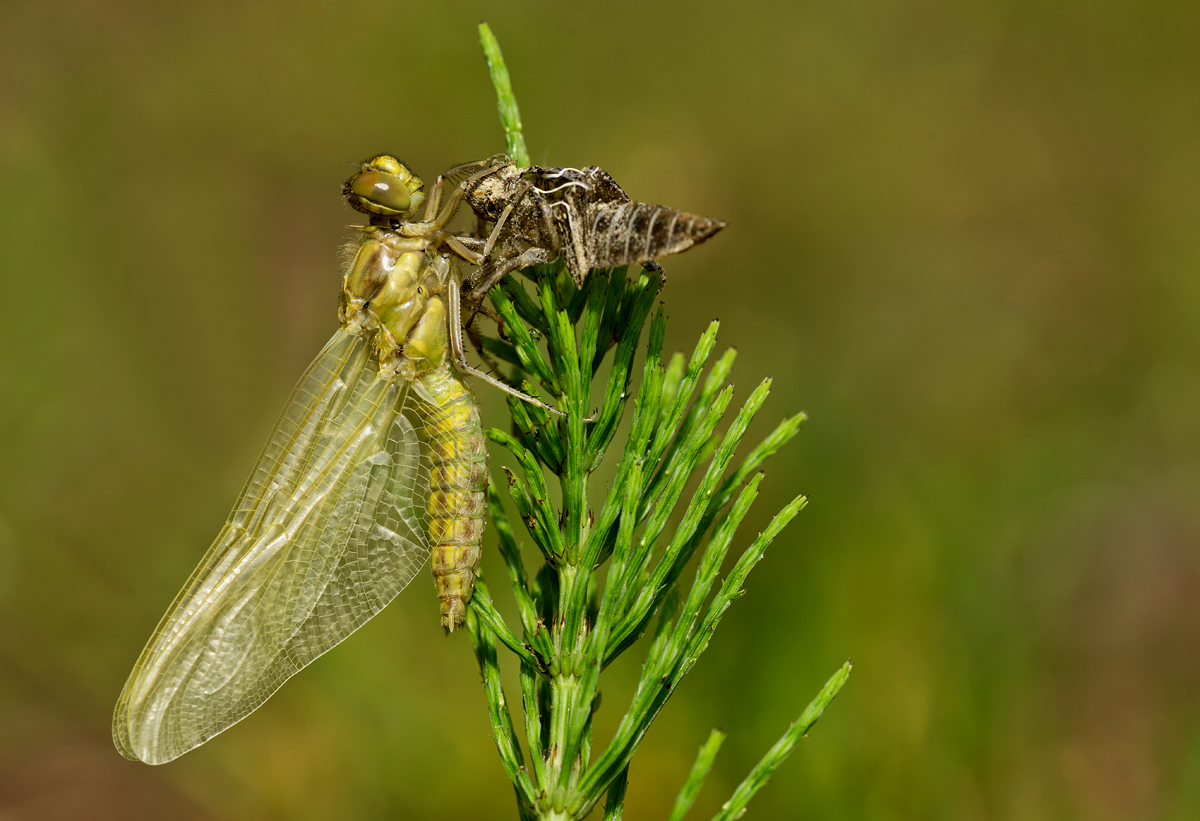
[2,1,1199,819]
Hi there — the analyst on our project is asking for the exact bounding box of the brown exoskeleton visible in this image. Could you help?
[454,158,727,302]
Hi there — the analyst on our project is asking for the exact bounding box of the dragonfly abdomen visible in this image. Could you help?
[418,368,487,632]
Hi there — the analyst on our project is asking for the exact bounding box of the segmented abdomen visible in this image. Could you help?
[417,368,487,631]
[588,202,726,268]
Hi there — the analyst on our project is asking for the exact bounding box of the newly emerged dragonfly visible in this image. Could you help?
[113,155,549,765]
[458,157,727,301]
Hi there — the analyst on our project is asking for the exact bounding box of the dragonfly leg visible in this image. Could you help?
[418,159,512,233]
[463,314,501,373]
[459,295,510,340]
[475,175,538,258]
[477,201,517,259]
[466,247,552,303]
[459,293,513,369]
[421,155,509,223]
[444,234,485,266]
[446,276,566,417]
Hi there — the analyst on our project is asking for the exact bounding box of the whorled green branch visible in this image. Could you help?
[465,22,850,821]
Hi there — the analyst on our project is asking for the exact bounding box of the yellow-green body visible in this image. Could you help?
[341,227,486,631]
[113,154,495,765]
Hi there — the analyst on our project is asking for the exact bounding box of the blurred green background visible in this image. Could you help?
[2,1,1199,819]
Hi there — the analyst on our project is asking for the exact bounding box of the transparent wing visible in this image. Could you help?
[114,328,432,765]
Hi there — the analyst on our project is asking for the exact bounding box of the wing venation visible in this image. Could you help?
[113,328,432,765]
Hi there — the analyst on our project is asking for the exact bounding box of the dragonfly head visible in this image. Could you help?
[343,155,426,218]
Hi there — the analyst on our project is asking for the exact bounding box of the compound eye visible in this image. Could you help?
[349,170,412,215]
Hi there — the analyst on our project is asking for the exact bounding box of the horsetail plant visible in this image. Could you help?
[467,24,850,821]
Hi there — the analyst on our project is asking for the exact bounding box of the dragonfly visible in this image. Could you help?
[456,157,727,302]
[112,154,555,766]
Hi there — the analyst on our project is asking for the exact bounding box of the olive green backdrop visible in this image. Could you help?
[2,2,1198,819]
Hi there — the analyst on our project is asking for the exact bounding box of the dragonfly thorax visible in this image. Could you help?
[340,227,453,381]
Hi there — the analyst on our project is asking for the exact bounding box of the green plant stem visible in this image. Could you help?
[667,729,726,821]
[467,27,849,821]
[603,767,629,821]
[478,22,530,166]
[711,662,853,821]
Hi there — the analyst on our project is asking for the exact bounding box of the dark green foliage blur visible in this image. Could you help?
[2,2,1198,819]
